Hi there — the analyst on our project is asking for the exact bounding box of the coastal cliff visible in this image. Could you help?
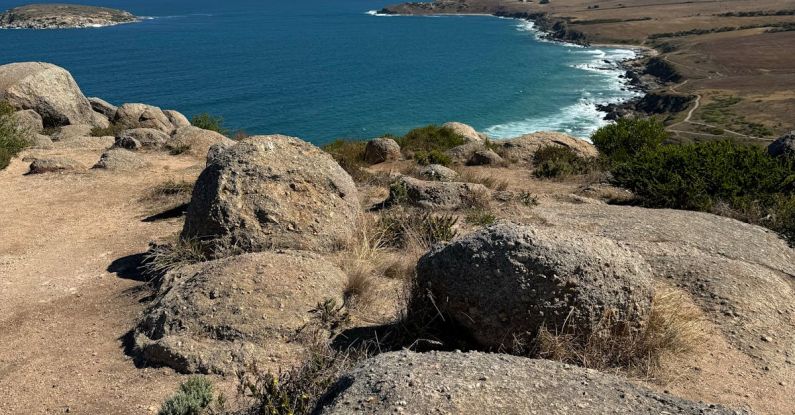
[0,4,139,29]
[380,0,795,142]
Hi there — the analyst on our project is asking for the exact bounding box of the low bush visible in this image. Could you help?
[142,237,207,284]
[591,117,667,165]
[191,113,227,136]
[592,117,795,245]
[240,346,356,415]
[465,209,496,226]
[395,125,466,154]
[611,140,793,211]
[532,146,594,178]
[321,139,370,181]
[159,376,218,415]
[0,102,31,170]
[414,149,451,166]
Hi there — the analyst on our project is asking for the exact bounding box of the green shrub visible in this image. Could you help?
[609,139,795,244]
[321,139,369,181]
[591,118,667,165]
[191,113,227,136]
[533,146,594,178]
[0,102,30,170]
[611,140,793,211]
[414,149,452,166]
[396,125,466,153]
[465,209,497,226]
[159,377,214,415]
[243,349,352,415]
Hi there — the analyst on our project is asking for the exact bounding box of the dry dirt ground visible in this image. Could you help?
[1,141,794,414]
[0,143,211,414]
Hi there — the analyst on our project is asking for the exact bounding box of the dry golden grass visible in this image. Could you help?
[536,286,707,378]
[454,167,509,191]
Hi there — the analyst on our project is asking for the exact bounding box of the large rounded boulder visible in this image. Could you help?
[0,62,97,127]
[133,251,347,374]
[443,121,484,143]
[315,351,742,415]
[182,135,359,255]
[768,131,794,159]
[497,131,598,163]
[113,103,176,133]
[363,137,400,164]
[413,223,655,351]
[166,125,234,157]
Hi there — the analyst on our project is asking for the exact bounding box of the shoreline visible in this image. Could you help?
[370,9,654,138]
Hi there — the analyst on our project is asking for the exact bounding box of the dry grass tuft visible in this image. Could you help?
[142,236,207,283]
[141,179,194,211]
[536,287,707,378]
[454,168,509,191]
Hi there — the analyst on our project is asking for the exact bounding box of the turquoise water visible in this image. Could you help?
[0,0,639,144]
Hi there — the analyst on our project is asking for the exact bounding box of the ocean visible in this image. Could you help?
[0,0,640,144]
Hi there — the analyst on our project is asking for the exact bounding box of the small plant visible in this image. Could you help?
[378,208,458,249]
[465,209,497,226]
[519,191,539,207]
[591,117,667,165]
[533,146,595,178]
[395,125,466,154]
[0,101,31,170]
[159,376,216,415]
[241,347,355,415]
[309,298,350,332]
[191,113,227,136]
[322,139,369,181]
[142,237,208,283]
[414,149,452,166]
[535,287,706,377]
[90,122,124,137]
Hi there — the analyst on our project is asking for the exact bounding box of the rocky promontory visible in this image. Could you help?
[0,4,139,29]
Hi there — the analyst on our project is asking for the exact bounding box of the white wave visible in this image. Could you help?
[484,98,611,140]
[366,10,398,17]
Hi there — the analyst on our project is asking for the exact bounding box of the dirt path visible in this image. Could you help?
[0,145,206,414]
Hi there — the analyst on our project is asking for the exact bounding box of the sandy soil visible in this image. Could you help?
[0,145,206,414]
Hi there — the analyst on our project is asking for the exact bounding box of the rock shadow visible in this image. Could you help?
[142,203,189,222]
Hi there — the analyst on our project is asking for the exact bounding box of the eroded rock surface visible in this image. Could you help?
[414,223,655,351]
[0,62,97,126]
[182,135,359,255]
[133,251,346,374]
[315,351,744,415]
[534,202,795,368]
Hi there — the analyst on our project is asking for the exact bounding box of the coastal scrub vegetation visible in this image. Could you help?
[191,113,228,136]
[0,102,31,170]
[532,146,596,178]
[392,124,466,154]
[321,139,368,181]
[593,118,795,244]
[159,376,222,415]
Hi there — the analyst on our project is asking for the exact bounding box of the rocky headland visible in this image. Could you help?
[0,61,794,414]
[0,4,139,29]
